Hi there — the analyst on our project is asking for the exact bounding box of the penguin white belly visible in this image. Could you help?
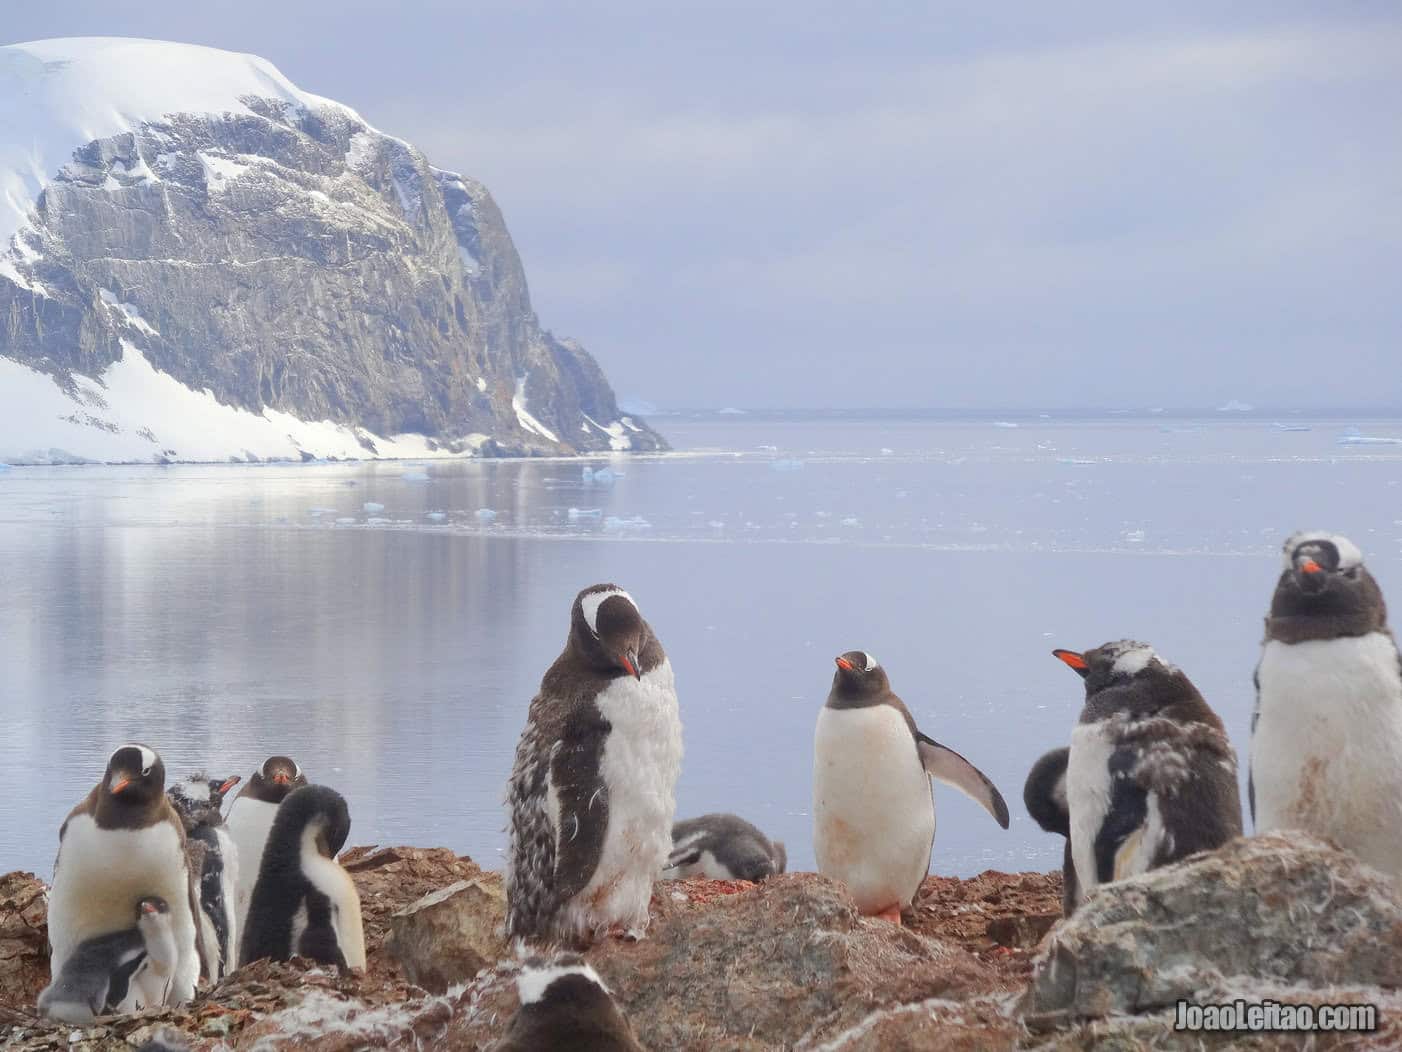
[561,660,683,937]
[813,707,934,914]
[227,797,279,951]
[301,829,367,969]
[1067,721,1115,900]
[215,826,240,974]
[1253,635,1402,877]
[48,817,199,1004]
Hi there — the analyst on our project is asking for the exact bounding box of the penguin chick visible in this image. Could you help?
[813,651,1010,923]
[492,955,646,1052]
[506,585,683,945]
[1023,747,1078,915]
[239,784,366,970]
[38,896,176,1024]
[661,814,786,882]
[1251,531,1402,878]
[1054,641,1242,903]
[168,772,242,982]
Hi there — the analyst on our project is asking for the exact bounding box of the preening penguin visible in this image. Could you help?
[239,784,366,970]
[506,584,683,944]
[168,773,242,982]
[47,745,202,1006]
[1054,641,1242,903]
[227,755,307,951]
[37,896,177,1024]
[1023,747,1078,915]
[491,956,645,1052]
[1251,532,1402,878]
[813,651,1010,922]
[662,814,787,882]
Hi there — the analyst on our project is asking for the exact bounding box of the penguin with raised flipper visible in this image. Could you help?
[168,772,242,981]
[1251,531,1402,877]
[37,896,177,1024]
[1053,640,1242,904]
[240,784,366,970]
[47,745,203,1006]
[662,814,786,882]
[506,585,683,944]
[813,651,1010,922]
[1023,747,1078,915]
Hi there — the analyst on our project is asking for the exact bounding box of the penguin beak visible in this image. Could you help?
[273,772,291,786]
[621,651,641,679]
[835,656,854,671]
[1295,557,1328,593]
[1053,649,1090,678]
[111,776,132,795]
[218,776,241,795]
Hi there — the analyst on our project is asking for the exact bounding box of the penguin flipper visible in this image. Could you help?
[1093,750,1149,884]
[547,708,612,909]
[915,733,1011,828]
[1023,747,1071,836]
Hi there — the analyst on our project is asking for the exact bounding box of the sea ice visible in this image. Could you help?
[603,515,651,531]
[880,447,894,455]
[335,517,356,525]
[425,511,446,522]
[567,507,603,520]
[475,508,497,521]
[992,421,1019,429]
[362,502,385,513]
[401,469,430,481]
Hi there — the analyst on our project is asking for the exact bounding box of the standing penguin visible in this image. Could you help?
[1054,641,1242,902]
[167,773,242,981]
[661,814,787,882]
[227,755,307,953]
[47,745,202,1006]
[1023,747,1078,915]
[37,896,177,1024]
[492,956,645,1052]
[240,784,366,970]
[813,652,1010,922]
[1251,531,1402,877]
[506,584,683,944]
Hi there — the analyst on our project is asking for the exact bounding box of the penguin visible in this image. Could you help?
[813,651,1010,922]
[1054,640,1242,903]
[491,956,645,1052]
[661,814,787,882]
[227,755,307,955]
[37,896,177,1024]
[1250,531,1402,878]
[239,784,366,970]
[47,745,202,1006]
[1023,747,1079,915]
[167,773,242,981]
[505,584,684,944]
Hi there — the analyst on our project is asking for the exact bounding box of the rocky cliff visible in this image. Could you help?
[0,38,664,464]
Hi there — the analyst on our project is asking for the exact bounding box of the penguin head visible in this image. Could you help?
[209,774,241,804]
[830,650,890,700]
[572,584,646,680]
[1272,532,1386,628]
[249,756,307,802]
[103,744,165,806]
[1053,640,1166,695]
[283,784,352,859]
[135,896,171,924]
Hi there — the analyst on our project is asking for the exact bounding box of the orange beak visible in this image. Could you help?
[219,776,241,795]
[1300,559,1323,575]
[273,773,291,785]
[835,656,854,671]
[111,778,131,795]
[1053,649,1089,671]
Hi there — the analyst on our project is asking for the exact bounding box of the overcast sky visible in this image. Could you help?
[11,4,1402,409]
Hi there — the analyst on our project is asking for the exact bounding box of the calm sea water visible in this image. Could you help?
[4,414,1402,880]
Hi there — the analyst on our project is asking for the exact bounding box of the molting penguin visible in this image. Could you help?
[37,896,177,1024]
[1250,531,1402,877]
[239,784,366,970]
[661,813,786,882]
[227,755,307,952]
[506,584,683,944]
[1023,747,1078,915]
[168,773,242,981]
[491,956,645,1052]
[47,745,202,1006]
[813,651,1009,922]
[1054,641,1242,903]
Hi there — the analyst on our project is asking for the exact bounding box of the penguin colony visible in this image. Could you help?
[37,532,1402,1037]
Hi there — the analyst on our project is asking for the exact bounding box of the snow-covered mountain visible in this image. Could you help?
[0,38,665,463]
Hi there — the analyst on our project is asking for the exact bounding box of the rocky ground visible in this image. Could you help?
[1,836,1397,1050]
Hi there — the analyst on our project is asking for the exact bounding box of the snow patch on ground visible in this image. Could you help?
[512,376,558,443]
[199,152,256,191]
[581,413,633,451]
[98,289,158,336]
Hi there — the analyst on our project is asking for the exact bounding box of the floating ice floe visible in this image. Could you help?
[362,501,384,513]
[1338,433,1402,446]
[770,459,804,472]
[1271,423,1311,432]
[581,466,616,486]
[425,511,446,522]
[717,407,746,415]
[603,515,651,532]
[841,517,860,527]
[567,507,603,520]
[880,447,894,455]
[475,508,497,521]
[992,421,1019,429]
[366,516,389,525]
[335,517,356,525]
[1217,399,1254,413]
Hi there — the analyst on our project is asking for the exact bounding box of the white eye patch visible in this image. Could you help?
[1283,531,1364,571]
[516,962,609,1006]
[580,588,636,636]
[860,651,878,672]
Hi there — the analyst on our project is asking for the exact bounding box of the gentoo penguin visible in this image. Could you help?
[47,745,202,1006]
[168,773,242,981]
[506,584,683,944]
[227,755,307,955]
[661,813,787,882]
[1055,641,1242,902]
[37,896,177,1024]
[1023,747,1079,915]
[1251,531,1402,877]
[813,651,1010,922]
[492,956,645,1052]
[240,784,366,970]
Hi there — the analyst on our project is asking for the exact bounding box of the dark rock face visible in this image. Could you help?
[0,98,664,459]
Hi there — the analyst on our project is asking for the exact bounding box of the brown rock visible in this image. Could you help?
[0,871,49,1008]
[385,879,507,994]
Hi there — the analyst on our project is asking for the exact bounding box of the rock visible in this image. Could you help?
[1022,834,1402,1029]
[0,871,49,1007]
[807,998,1016,1051]
[385,879,506,994]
